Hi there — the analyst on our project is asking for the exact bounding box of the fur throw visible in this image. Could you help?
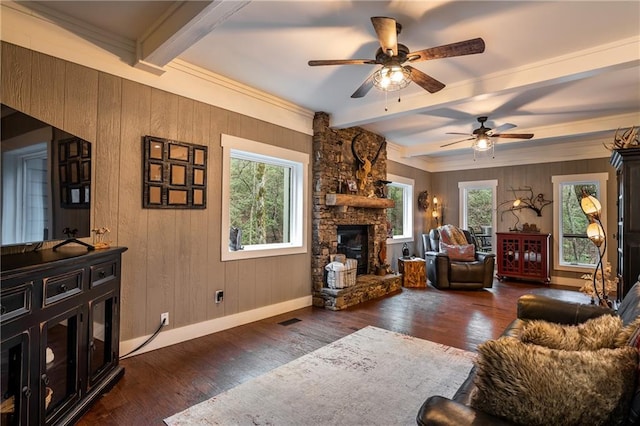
[471,337,638,426]
[520,314,622,350]
[615,316,640,348]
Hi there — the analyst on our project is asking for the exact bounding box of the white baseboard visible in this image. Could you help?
[120,296,313,358]
[549,275,585,288]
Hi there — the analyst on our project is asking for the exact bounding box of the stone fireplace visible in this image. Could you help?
[311,112,401,310]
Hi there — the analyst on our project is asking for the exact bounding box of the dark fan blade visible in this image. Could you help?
[407,38,485,62]
[441,137,474,148]
[446,132,472,135]
[308,59,377,66]
[487,123,516,135]
[491,133,534,139]
[371,17,398,56]
[405,66,445,93]
[351,73,376,98]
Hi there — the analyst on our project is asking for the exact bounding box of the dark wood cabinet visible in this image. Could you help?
[1,246,127,425]
[496,232,550,283]
[611,147,640,298]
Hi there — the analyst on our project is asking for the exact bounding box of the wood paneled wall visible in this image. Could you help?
[430,158,617,279]
[1,42,312,341]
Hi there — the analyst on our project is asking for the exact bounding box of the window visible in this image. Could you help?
[386,174,413,243]
[552,173,608,272]
[221,134,308,261]
[459,180,497,251]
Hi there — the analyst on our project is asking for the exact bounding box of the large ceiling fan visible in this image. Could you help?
[308,17,485,98]
[441,116,534,150]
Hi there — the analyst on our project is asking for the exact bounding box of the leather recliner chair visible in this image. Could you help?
[422,229,495,290]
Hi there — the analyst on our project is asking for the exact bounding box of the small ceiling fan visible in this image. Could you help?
[308,17,485,98]
[441,116,534,149]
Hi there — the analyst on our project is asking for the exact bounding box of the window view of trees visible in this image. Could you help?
[386,185,404,236]
[466,188,492,232]
[229,157,290,245]
[560,183,597,265]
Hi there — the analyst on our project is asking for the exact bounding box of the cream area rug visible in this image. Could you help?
[164,326,475,426]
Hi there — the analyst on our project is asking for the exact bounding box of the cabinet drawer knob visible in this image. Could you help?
[22,386,31,398]
[59,284,68,293]
[41,374,50,385]
[0,305,5,315]
[99,271,106,278]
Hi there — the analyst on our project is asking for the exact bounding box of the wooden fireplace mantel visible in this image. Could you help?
[325,194,395,209]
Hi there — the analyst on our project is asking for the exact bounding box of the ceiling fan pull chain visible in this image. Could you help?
[384,90,389,112]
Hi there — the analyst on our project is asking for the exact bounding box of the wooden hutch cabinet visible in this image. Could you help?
[611,147,640,298]
[1,246,127,425]
[496,232,550,284]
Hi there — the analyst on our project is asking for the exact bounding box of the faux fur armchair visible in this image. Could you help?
[422,227,495,290]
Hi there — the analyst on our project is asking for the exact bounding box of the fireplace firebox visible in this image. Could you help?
[337,225,368,275]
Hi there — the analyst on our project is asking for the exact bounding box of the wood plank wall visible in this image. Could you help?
[1,42,313,341]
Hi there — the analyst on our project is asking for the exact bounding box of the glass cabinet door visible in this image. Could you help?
[1,332,30,426]
[42,307,82,425]
[88,293,115,388]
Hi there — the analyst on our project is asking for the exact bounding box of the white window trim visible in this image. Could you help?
[386,173,414,244]
[458,180,498,249]
[220,134,309,261]
[552,172,608,273]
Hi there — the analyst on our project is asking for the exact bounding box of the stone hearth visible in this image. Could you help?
[311,112,401,309]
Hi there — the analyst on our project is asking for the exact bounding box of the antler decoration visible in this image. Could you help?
[351,133,386,191]
[499,186,553,217]
[604,126,639,151]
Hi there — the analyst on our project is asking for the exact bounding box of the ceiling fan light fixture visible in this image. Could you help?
[473,135,493,151]
[373,64,411,92]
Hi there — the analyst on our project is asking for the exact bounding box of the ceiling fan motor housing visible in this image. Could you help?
[375,44,410,64]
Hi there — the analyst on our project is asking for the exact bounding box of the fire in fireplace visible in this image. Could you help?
[337,225,368,275]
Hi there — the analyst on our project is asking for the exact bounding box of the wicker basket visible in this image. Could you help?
[326,259,357,289]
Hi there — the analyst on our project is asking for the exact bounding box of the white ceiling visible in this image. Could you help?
[24,1,640,164]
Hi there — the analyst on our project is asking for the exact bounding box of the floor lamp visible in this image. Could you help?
[580,192,610,307]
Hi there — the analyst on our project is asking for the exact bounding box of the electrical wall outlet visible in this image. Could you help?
[215,290,224,304]
[161,312,169,326]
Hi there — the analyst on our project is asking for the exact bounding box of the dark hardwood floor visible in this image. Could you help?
[79,279,588,425]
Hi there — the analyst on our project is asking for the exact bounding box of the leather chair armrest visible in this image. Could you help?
[425,250,447,258]
[416,396,514,426]
[425,252,451,289]
[475,252,495,262]
[517,294,615,325]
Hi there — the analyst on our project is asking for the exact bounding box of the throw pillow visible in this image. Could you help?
[519,314,623,350]
[439,225,468,246]
[470,337,638,426]
[439,242,476,261]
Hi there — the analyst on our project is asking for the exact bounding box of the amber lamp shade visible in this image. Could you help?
[581,195,602,218]
[587,222,605,247]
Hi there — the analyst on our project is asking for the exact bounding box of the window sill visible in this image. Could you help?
[222,245,307,261]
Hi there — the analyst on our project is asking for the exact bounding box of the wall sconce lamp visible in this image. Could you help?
[580,190,610,307]
[432,196,442,226]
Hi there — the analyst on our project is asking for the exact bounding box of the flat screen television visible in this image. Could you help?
[1,103,92,249]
